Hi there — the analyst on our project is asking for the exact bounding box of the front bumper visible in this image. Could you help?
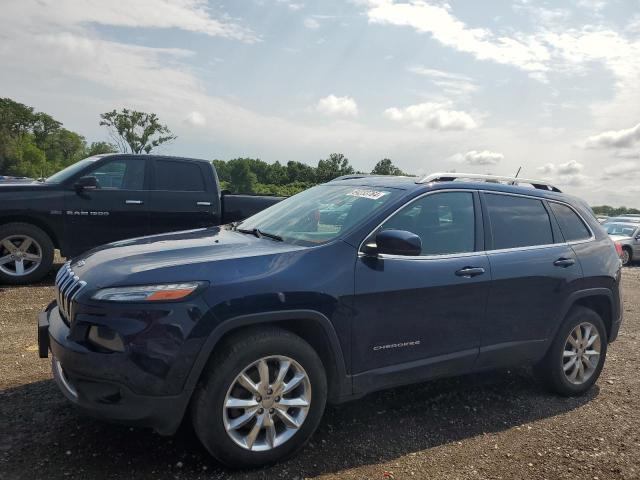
[38,303,190,435]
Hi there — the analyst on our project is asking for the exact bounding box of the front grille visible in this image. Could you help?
[55,262,87,323]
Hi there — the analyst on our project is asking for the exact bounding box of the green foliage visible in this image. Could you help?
[316,153,354,183]
[85,142,118,156]
[371,158,404,176]
[592,205,640,216]
[99,108,176,154]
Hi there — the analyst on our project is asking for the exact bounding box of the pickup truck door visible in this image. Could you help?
[63,156,150,256]
[146,158,219,235]
[351,191,490,392]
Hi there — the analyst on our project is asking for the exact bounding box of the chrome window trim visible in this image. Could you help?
[357,188,595,260]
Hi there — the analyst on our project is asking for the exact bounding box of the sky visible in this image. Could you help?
[1,0,639,206]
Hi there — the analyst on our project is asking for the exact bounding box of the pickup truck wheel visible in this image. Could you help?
[534,306,607,396]
[191,327,327,468]
[0,223,54,285]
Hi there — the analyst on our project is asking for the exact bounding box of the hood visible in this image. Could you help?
[70,227,307,288]
[609,234,633,243]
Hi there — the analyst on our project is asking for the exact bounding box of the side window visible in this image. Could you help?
[549,202,591,242]
[485,194,553,249]
[381,191,475,256]
[86,159,145,190]
[154,160,205,192]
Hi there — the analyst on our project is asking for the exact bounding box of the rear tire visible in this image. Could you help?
[535,306,607,396]
[191,327,327,468]
[621,247,632,266]
[0,223,54,285]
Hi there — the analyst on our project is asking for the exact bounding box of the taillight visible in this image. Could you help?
[614,242,623,257]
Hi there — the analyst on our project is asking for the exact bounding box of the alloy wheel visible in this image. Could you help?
[223,355,311,452]
[621,249,630,266]
[562,322,601,385]
[0,235,43,277]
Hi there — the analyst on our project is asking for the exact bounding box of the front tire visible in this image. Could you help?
[535,306,607,396]
[191,327,327,468]
[0,222,54,285]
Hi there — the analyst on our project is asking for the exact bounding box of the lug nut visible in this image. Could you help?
[269,408,275,414]
[256,396,262,402]
[258,408,264,414]
[267,388,273,395]
[275,396,280,402]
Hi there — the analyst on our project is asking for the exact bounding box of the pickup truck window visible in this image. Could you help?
[154,160,205,191]
[238,184,402,246]
[44,156,100,184]
[87,159,145,190]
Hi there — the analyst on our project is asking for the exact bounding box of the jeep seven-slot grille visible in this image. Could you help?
[55,262,87,323]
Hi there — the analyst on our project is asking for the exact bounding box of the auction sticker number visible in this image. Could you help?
[347,189,389,200]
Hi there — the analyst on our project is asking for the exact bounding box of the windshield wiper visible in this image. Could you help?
[235,227,283,242]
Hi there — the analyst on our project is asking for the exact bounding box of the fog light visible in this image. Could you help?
[88,325,125,352]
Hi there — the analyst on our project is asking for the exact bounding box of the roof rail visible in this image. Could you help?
[417,172,562,193]
[330,174,372,181]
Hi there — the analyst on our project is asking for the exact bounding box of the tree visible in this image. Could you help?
[228,160,257,193]
[85,141,118,156]
[316,153,354,183]
[371,158,404,176]
[99,108,176,154]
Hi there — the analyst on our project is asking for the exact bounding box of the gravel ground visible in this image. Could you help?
[1,264,639,480]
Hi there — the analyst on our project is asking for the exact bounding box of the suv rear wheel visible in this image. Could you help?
[535,306,607,396]
[191,327,327,467]
[0,223,54,285]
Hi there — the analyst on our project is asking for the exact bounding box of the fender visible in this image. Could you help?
[183,309,352,401]
[549,287,616,343]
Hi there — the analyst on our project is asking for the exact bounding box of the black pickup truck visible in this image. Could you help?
[0,154,282,284]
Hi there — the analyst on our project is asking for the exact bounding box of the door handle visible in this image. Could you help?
[455,267,485,278]
[554,258,576,267]
[196,201,212,206]
[125,200,143,205]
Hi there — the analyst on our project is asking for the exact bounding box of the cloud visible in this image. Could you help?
[316,95,358,117]
[2,0,258,42]
[537,163,556,174]
[603,161,640,179]
[362,0,550,72]
[407,66,477,96]
[586,123,640,149]
[184,111,206,127]
[463,150,504,165]
[384,102,477,130]
[557,160,584,174]
[304,17,320,29]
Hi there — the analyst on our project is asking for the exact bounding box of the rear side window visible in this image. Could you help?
[549,202,591,242]
[485,193,553,249]
[154,160,205,191]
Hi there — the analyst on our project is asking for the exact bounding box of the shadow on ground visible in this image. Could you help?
[0,367,598,480]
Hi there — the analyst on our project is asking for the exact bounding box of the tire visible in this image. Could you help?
[535,306,608,396]
[621,247,631,266]
[191,327,327,468]
[0,222,54,285]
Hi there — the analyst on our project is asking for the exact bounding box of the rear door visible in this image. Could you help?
[476,192,583,369]
[147,158,219,235]
[63,156,150,255]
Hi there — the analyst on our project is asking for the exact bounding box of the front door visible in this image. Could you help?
[351,190,490,392]
[63,156,150,256]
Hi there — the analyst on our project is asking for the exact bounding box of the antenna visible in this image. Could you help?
[514,166,522,178]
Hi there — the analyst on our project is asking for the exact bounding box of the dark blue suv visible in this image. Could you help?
[38,173,623,467]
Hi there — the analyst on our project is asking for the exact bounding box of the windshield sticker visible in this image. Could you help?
[347,189,389,200]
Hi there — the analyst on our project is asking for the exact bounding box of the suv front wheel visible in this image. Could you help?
[535,306,608,396]
[191,327,327,467]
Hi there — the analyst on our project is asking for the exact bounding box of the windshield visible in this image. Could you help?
[238,184,403,246]
[604,223,637,236]
[44,156,102,184]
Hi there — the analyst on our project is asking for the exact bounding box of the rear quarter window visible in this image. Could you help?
[154,160,205,191]
[549,202,591,242]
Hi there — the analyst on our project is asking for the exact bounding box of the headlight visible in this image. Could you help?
[91,282,203,302]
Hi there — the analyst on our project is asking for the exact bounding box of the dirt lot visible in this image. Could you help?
[1,265,639,480]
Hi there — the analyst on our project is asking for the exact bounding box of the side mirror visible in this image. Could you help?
[74,176,99,191]
[371,230,422,256]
